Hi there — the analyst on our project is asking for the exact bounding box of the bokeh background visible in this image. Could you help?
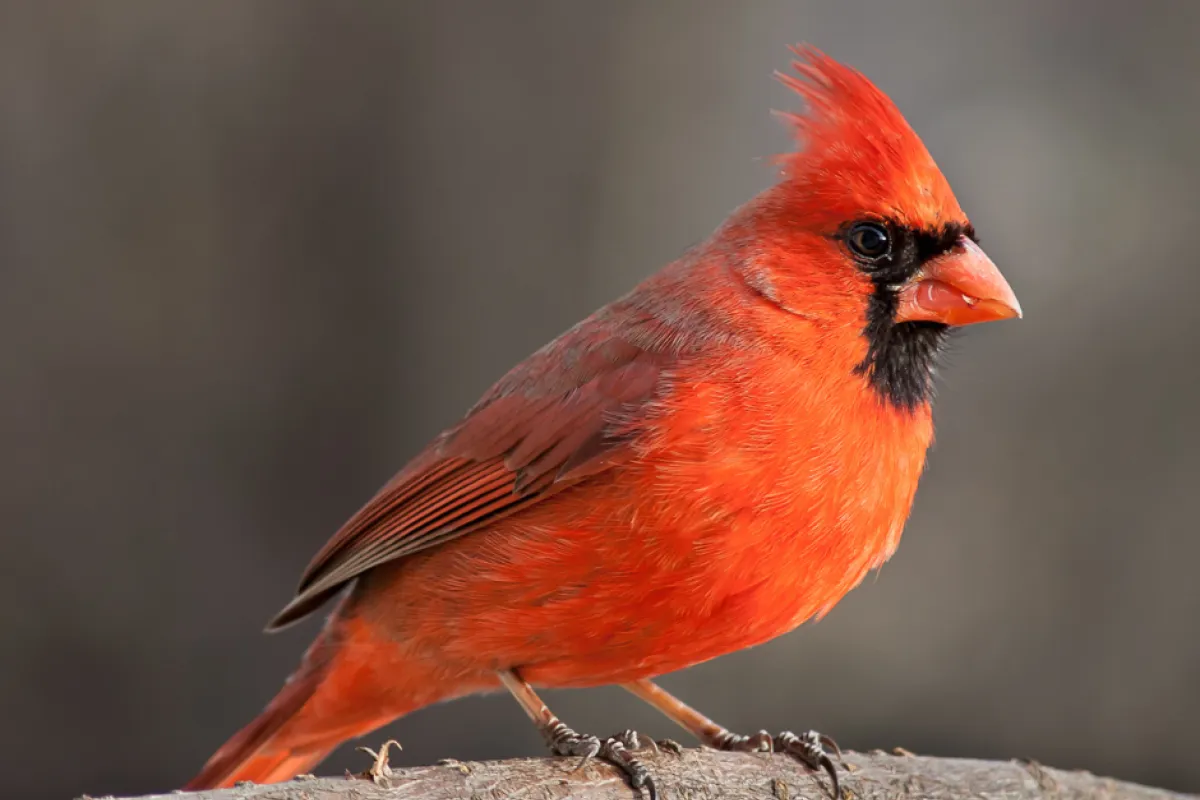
[4,2,1199,798]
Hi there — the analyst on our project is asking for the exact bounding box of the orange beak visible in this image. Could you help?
[894,237,1022,326]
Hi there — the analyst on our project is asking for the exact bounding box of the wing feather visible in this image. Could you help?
[266,328,669,630]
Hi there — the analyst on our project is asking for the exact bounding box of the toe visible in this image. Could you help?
[558,734,602,760]
[776,731,841,799]
[599,737,658,800]
[615,729,646,751]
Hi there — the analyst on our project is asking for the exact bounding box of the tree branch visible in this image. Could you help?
[106,749,1191,800]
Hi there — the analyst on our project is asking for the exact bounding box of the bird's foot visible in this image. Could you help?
[543,721,663,799]
[711,729,842,798]
[611,729,685,755]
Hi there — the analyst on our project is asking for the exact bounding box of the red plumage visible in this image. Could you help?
[187,47,1019,792]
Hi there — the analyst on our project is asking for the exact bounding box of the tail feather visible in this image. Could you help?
[187,599,483,791]
[186,607,415,790]
[196,747,331,790]
[186,658,408,790]
[185,664,332,790]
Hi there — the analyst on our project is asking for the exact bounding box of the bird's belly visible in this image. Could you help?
[519,513,899,685]
[365,464,915,687]
[362,385,932,686]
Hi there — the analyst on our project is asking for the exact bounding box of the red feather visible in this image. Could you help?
[189,46,1017,791]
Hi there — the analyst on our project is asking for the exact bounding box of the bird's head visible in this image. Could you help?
[732,47,1020,411]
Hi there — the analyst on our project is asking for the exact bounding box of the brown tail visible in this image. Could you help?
[185,614,431,790]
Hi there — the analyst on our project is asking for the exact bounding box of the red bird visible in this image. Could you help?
[187,47,1020,797]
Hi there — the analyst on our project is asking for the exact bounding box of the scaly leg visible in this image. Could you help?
[498,669,664,799]
[623,678,842,798]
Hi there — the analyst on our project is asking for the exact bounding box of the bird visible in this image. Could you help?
[185,45,1021,799]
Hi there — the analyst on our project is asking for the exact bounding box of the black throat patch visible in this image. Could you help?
[850,222,975,412]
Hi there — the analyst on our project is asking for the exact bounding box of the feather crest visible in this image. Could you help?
[774,46,963,229]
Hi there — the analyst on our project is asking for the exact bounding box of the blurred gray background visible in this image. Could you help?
[3,2,1198,798]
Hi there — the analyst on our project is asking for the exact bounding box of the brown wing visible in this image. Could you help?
[266,326,669,630]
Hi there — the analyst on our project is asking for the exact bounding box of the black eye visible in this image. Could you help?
[847,222,891,261]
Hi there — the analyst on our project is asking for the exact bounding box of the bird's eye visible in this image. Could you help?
[847,222,892,261]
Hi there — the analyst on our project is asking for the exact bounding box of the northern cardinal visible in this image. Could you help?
[187,47,1020,798]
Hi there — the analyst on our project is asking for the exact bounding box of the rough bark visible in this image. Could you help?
[101,749,1193,800]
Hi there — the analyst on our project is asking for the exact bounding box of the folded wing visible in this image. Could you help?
[267,327,671,630]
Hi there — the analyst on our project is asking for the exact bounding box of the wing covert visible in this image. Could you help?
[266,327,669,630]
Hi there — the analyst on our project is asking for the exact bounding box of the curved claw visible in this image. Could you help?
[817,752,840,800]
[598,736,656,800]
[819,733,843,761]
[776,730,842,799]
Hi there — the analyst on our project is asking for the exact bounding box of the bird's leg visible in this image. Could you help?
[623,678,843,798]
[498,669,660,799]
